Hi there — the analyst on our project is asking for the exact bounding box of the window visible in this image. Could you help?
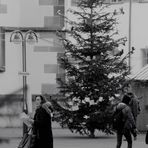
[58,0,64,5]
[139,0,148,3]
[39,0,64,6]
[71,0,79,6]
[54,6,64,16]
[71,0,125,6]
[110,0,123,3]
[103,0,124,3]
[0,27,5,72]
[0,4,7,14]
[142,48,148,66]
[57,53,65,83]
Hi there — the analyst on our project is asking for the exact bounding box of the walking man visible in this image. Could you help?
[116,95,137,148]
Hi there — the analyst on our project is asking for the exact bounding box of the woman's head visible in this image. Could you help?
[122,95,131,105]
[35,95,46,108]
[127,92,134,99]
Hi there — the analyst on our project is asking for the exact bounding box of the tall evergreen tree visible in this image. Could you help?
[53,0,134,136]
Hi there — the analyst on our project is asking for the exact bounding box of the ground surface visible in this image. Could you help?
[0,126,147,148]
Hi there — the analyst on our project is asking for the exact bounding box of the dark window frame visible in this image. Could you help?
[142,48,148,67]
[0,27,5,72]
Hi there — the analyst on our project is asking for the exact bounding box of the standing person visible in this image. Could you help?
[127,92,141,123]
[116,95,137,148]
[31,95,53,148]
[121,84,141,124]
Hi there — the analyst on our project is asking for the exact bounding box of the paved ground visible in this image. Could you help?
[0,127,147,148]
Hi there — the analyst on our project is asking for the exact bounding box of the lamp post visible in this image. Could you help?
[10,30,38,134]
[128,0,132,73]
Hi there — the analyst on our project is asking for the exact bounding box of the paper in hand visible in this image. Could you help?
[20,112,32,127]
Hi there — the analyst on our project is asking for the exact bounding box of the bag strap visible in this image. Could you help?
[27,127,32,134]
[114,105,126,116]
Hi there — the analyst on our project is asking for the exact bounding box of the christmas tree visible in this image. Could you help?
[53,0,134,137]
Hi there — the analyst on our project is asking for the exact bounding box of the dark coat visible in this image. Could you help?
[32,106,53,148]
[129,97,141,121]
[116,103,136,130]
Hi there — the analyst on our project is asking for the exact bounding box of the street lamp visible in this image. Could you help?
[128,0,132,73]
[10,30,38,134]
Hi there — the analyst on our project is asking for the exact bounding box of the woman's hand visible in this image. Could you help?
[28,118,34,124]
[20,112,34,127]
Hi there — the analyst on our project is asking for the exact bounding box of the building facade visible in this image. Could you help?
[0,0,148,130]
[0,0,65,127]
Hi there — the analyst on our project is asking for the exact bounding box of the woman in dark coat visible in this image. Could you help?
[32,95,53,148]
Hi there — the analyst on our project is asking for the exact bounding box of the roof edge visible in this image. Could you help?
[0,26,64,32]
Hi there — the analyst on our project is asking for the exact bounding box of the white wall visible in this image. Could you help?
[0,0,52,27]
[19,0,53,27]
[0,0,21,27]
[0,32,22,94]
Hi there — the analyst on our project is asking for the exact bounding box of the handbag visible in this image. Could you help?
[145,130,148,144]
[17,128,37,148]
[17,133,31,148]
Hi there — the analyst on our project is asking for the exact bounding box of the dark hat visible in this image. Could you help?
[122,95,131,105]
[127,92,134,98]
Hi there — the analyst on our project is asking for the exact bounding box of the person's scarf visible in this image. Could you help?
[42,102,53,117]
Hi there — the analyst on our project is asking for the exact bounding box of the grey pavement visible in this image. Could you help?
[0,126,147,148]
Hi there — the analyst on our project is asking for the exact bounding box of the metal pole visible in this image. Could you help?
[22,39,28,134]
[128,0,132,73]
[10,30,38,135]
